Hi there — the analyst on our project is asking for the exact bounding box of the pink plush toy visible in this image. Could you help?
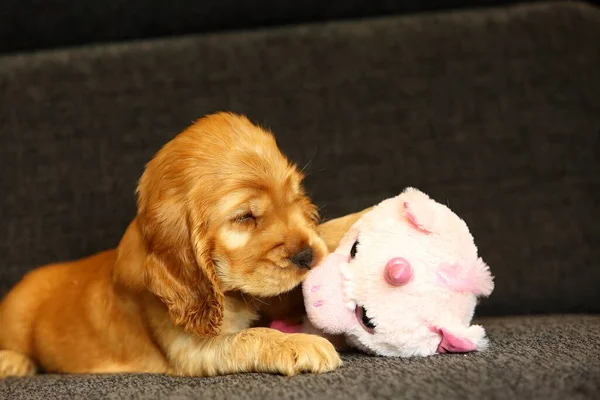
[272,187,495,357]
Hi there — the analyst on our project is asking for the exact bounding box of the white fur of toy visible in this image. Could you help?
[301,188,495,357]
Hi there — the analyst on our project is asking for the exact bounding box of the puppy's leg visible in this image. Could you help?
[170,328,341,377]
[318,208,372,252]
[0,350,37,377]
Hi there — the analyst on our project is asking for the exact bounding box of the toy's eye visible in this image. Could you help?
[350,240,359,259]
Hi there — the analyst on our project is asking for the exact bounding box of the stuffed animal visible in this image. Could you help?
[271,187,495,357]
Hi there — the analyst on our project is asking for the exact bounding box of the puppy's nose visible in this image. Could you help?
[291,247,314,269]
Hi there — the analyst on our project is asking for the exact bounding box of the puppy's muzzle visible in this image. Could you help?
[290,247,314,269]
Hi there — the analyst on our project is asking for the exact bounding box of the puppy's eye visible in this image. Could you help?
[234,212,256,223]
[350,240,359,259]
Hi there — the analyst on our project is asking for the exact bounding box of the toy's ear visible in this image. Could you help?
[436,258,494,296]
[471,258,495,296]
[401,188,434,233]
[434,325,488,354]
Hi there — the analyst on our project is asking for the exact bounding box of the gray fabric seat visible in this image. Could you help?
[1,2,599,399]
[2,316,599,399]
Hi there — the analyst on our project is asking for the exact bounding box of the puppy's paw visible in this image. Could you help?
[0,350,36,377]
[277,333,342,376]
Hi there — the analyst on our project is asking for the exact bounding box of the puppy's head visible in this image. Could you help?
[136,112,326,336]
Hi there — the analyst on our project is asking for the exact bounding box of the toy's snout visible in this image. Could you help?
[302,252,357,335]
[384,258,413,286]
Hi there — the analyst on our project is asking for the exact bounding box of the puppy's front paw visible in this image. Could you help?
[277,333,342,376]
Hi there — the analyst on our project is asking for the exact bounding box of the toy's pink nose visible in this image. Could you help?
[384,258,413,286]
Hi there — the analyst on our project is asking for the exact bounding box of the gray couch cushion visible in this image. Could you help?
[2,315,599,399]
[1,2,599,317]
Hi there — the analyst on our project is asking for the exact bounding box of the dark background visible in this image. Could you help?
[1,0,587,54]
[1,0,599,316]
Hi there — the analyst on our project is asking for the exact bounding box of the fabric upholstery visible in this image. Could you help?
[0,0,545,54]
[1,2,599,317]
[1,315,599,399]
[1,2,599,399]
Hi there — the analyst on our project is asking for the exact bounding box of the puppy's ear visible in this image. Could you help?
[140,197,224,337]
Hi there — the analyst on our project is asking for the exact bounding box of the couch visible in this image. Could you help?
[1,2,599,399]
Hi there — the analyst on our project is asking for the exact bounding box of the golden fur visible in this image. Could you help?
[0,113,355,377]
[318,209,371,252]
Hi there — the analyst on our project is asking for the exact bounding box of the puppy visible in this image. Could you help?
[318,209,372,252]
[0,112,340,377]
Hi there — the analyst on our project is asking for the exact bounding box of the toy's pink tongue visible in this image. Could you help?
[302,253,356,335]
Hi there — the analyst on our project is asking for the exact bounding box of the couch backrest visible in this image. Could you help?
[1,2,598,316]
[0,0,536,54]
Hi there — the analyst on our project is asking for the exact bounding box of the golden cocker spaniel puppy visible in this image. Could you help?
[0,112,341,377]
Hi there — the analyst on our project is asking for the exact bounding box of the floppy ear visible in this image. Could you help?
[140,196,224,337]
